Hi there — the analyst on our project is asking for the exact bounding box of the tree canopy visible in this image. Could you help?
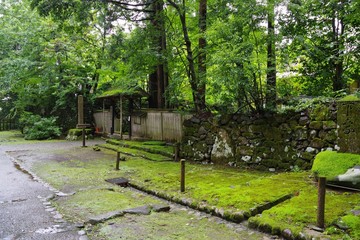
[0,0,359,131]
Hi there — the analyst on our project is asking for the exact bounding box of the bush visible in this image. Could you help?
[19,112,61,140]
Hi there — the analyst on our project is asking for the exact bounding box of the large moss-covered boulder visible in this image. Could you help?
[312,151,360,189]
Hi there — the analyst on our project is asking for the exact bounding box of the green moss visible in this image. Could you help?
[248,186,359,238]
[105,139,174,156]
[99,143,172,161]
[338,95,360,102]
[29,146,359,239]
[341,215,360,239]
[312,151,360,179]
[68,128,93,136]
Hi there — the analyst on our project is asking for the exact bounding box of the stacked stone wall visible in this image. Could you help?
[181,102,338,171]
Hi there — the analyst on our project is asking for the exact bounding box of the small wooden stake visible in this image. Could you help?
[317,177,326,229]
[174,142,180,162]
[116,152,120,170]
[82,128,86,147]
[180,159,185,192]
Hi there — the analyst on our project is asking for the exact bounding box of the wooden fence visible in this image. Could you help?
[94,109,191,142]
[132,110,191,142]
[0,119,18,131]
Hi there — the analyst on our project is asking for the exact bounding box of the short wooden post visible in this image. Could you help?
[180,159,185,192]
[82,128,86,147]
[174,142,180,162]
[116,152,120,170]
[317,177,326,229]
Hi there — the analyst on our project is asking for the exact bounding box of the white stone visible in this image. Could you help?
[211,130,234,158]
[284,146,289,152]
[305,147,316,153]
[241,156,251,162]
[335,145,340,151]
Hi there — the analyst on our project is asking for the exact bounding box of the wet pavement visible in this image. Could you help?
[0,140,102,240]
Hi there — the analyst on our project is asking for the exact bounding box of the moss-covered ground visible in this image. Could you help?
[29,148,269,239]
[104,139,174,156]
[22,138,359,239]
[100,143,171,161]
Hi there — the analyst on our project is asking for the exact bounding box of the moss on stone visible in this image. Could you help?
[338,95,360,102]
[310,105,331,121]
[312,151,360,179]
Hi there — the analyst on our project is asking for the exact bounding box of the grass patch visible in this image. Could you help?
[312,151,360,179]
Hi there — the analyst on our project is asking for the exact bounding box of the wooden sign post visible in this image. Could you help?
[77,95,90,147]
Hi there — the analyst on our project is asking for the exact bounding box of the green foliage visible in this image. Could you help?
[312,151,360,179]
[19,112,61,140]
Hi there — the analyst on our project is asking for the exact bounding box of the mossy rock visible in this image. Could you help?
[337,94,360,102]
[322,121,337,130]
[312,151,360,179]
[310,104,331,121]
[68,128,93,136]
[66,128,93,140]
[309,121,323,130]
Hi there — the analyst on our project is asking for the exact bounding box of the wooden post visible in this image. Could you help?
[78,95,84,125]
[174,142,180,162]
[180,159,185,192]
[317,177,326,229]
[102,99,105,133]
[82,128,86,147]
[120,96,123,139]
[116,152,120,170]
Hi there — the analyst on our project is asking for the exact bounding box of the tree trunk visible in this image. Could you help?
[148,0,168,109]
[331,15,345,91]
[167,0,206,112]
[197,0,207,112]
[266,0,276,110]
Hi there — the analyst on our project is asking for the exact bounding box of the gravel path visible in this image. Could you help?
[0,139,103,240]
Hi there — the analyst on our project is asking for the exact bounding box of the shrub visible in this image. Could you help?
[19,112,61,140]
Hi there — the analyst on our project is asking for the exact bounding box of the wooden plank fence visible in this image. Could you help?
[0,119,18,131]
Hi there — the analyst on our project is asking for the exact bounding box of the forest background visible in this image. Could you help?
[0,0,359,137]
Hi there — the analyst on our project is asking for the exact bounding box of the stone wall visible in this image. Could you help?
[337,99,360,153]
[180,102,338,171]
